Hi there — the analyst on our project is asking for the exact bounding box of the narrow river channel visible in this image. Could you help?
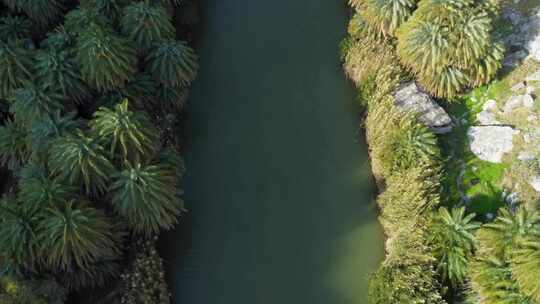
[161,1,384,303]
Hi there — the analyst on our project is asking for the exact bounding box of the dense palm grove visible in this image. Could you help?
[343,0,540,303]
[0,0,197,302]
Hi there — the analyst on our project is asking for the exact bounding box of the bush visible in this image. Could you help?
[395,0,504,97]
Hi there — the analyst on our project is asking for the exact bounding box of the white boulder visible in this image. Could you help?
[468,126,519,163]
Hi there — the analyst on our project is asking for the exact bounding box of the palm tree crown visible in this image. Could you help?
[49,130,115,194]
[428,207,479,286]
[121,1,175,53]
[37,200,121,273]
[109,162,182,235]
[146,40,198,87]
[90,99,160,163]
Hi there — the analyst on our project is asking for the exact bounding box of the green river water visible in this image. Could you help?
[161,1,384,303]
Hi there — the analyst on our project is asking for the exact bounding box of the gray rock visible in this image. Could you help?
[394,82,453,134]
[530,176,540,192]
[477,111,501,125]
[468,126,519,163]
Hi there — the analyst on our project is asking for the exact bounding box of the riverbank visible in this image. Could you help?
[343,0,540,302]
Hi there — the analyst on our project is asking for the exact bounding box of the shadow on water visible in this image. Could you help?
[160,1,384,303]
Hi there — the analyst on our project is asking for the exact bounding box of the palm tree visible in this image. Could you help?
[156,84,188,112]
[103,73,157,109]
[90,99,160,163]
[511,237,540,302]
[0,40,33,99]
[48,130,115,194]
[395,0,502,97]
[40,26,74,50]
[469,256,534,304]
[80,0,129,23]
[8,0,65,26]
[29,111,82,158]
[17,162,76,213]
[9,82,64,125]
[0,118,29,171]
[64,7,109,37]
[391,118,439,171]
[35,48,90,103]
[75,23,137,91]
[428,207,479,287]
[350,0,418,36]
[37,199,122,274]
[146,40,198,87]
[478,207,540,258]
[0,16,32,43]
[121,1,175,53]
[0,194,39,276]
[109,162,182,235]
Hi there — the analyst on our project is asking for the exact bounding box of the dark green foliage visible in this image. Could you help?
[37,200,121,273]
[80,0,130,23]
[40,27,74,50]
[36,48,90,103]
[64,7,109,36]
[157,84,188,112]
[29,111,82,157]
[18,162,76,213]
[428,207,479,287]
[75,24,137,91]
[60,256,122,290]
[103,73,157,108]
[49,130,115,194]
[10,0,65,26]
[0,16,32,43]
[0,277,66,304]
[0,0,193,297]
[147,40,198,87]
[0,195,39,276]
[90,99,160,163]
[0,41,33,99]
[9,82,64,125]
[0,119,29,170]
[121,1,175,53]
[110,162,181,235]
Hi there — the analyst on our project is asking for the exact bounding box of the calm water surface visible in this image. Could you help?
[161,1,384,303]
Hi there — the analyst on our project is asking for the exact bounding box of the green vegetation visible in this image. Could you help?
[0,0,197,302]
[343,0,540,302]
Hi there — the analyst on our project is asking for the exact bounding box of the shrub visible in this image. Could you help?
[396,0,504,97]
[350,0,418,36]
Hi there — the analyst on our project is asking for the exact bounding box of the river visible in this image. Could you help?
[160,1,384,303]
